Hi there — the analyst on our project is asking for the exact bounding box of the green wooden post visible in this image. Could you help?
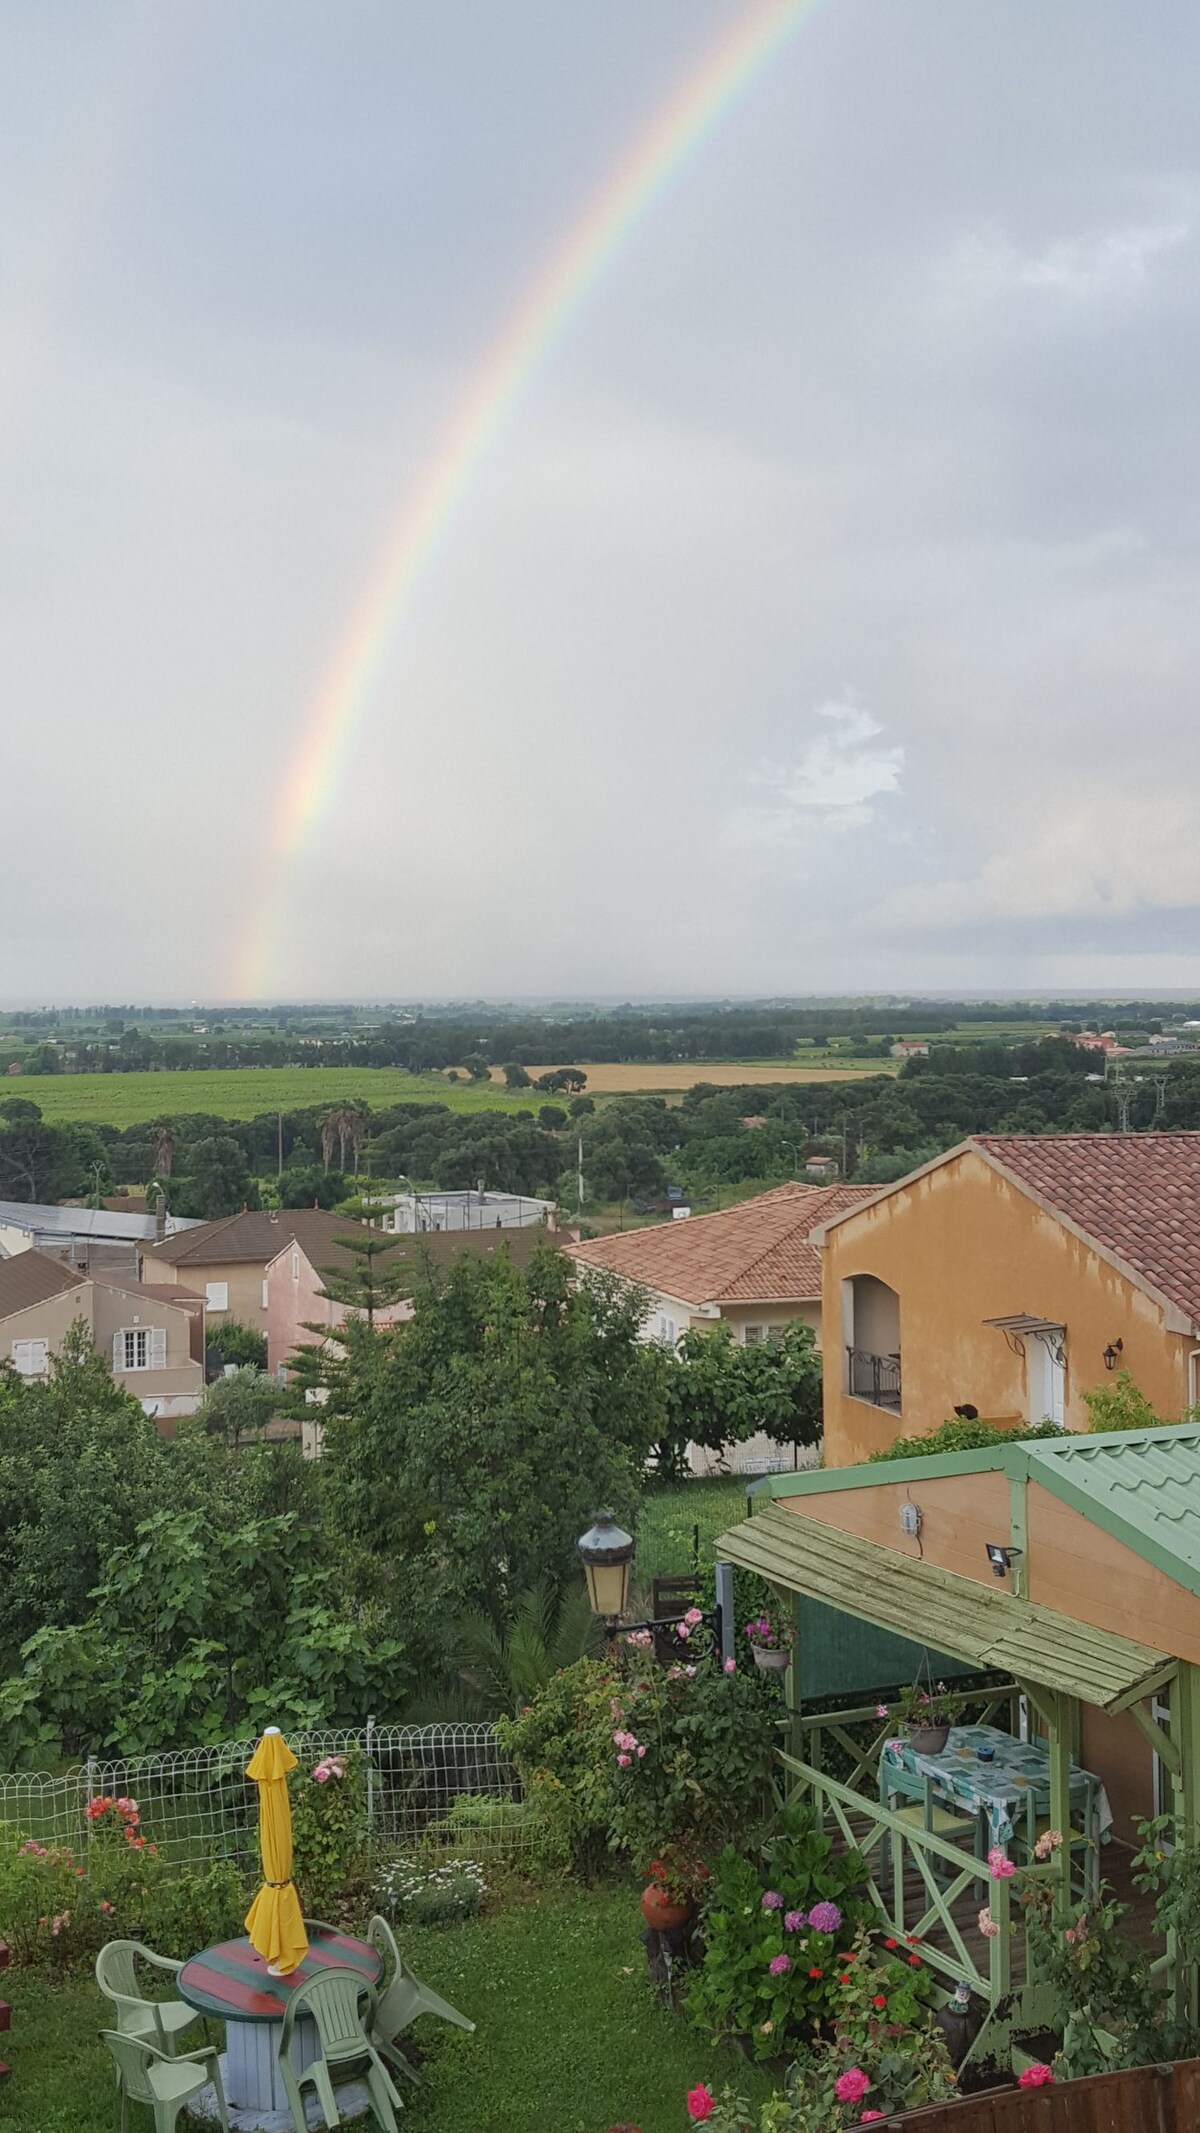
[989,1867,1012,2002]
[1047,1691,1074,1922]
[1008,1473,1028,1601]
[787,1588,803,1764]
[1172,1663,1200,2022]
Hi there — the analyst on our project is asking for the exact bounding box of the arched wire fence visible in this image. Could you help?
[0,1722,525,1875]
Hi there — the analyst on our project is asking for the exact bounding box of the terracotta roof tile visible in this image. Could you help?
[974,1133,1200,1325]
[566,1183,876,1307]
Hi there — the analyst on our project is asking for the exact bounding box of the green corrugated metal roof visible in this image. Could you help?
[716,1504,1168,1711]
[1023,1425,1200,1597]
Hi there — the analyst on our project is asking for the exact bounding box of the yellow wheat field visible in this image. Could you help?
[500,1060,889,1093]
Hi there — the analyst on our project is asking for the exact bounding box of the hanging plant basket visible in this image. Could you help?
[908,1722,951,1755]
[752,1646,790,1672]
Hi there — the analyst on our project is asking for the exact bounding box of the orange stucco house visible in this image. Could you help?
[813,1133,1200,1467]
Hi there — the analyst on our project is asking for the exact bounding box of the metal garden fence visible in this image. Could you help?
[0,1721,526,1874]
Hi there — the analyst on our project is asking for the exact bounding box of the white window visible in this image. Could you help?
[113,1327,167,1373]
[11,1338,48,1377]
[205,1281,229,1311]
[744,1325,765,1345]
[657,1313,677,1346]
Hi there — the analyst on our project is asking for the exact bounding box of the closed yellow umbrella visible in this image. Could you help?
[244,1727,309,1978]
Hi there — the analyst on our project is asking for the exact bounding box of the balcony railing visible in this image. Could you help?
[847,1346,902,1410]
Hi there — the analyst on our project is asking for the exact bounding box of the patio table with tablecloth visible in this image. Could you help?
[879,1723,1113,1848]
[178,1927,382,2130]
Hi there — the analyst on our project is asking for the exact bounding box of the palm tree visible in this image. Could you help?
[149,1121,176,1179]
[449,1576,602,1718]
[319,1111,340,1174]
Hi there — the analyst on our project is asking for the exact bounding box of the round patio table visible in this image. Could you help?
[178,1928,382,2131]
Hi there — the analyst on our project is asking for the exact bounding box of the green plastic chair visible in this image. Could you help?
[278,1964,404,2132]
[366,1913,475,2083]
[100,2029,229,2133]
[96,1940,201,2054]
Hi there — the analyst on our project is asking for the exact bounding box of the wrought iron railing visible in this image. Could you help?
[847,1346,902,1409]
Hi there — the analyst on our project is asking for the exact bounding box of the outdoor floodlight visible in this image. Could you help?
[578,1512,635,1623]
[986,1543,1023,1579]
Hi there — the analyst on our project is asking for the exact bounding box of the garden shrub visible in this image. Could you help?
[688,1924,953,2123]
[871,1417,1065,1462]
[497,1657,621,1877]
[290,1747,369,1919]
[606,1622,779,1867]
[686,1806,882,2060]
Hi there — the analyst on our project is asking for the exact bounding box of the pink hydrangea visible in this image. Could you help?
[834,2069,870,2104]
[807,1900,842,1934]
[761,1890,784,1910]
[784,1910,805,1932]
[768,1953,791,1976]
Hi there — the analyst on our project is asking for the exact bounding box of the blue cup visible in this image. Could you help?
[977,1745,995,1761]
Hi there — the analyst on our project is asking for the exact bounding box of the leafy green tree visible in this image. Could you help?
[280,1165,345,1208]
[0,1324,168,1668]
[315,1244,664,1618]
[175,1135,259,1218]
[660,1323,823,1477]
[204,1319,268,1370]
[198,1367,282,1449]
[502,1062,532,1089]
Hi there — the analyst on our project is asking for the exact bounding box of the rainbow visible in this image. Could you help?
[234,0,819,998]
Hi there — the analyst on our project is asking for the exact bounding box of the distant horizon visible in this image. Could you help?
[7,990,1200,1015]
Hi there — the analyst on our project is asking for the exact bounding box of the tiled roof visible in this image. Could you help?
[146,1209,381,1269]
[0,1249,85,1319]
[567,1183,877,1307]
[975,1133,1200,1326]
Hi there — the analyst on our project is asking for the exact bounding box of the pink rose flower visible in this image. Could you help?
[686,2086,716,2121]
[834,2069,870,2103]
[617,1752,631,1768]
[723,1657,736,1674]
[1018,2064,1055,2088]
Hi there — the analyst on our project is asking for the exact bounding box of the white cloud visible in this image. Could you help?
[942,218,1190,304]
[723,700,905,851]
[868,788,1200,937]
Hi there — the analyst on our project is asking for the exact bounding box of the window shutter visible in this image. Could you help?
[149,1327,167,1369]
[113,1331,124,1371]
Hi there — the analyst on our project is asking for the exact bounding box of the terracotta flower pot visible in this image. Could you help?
[640,1883,691,1932]
[752,1646,790,1671]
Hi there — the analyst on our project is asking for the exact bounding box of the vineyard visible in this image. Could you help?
[7,1067,524,1128]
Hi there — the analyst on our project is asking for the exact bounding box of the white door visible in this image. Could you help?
[1031,1332,1065,1426]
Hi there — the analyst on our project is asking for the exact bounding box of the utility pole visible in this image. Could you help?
[277,1111,283,1178]
[576,1136,584,1215]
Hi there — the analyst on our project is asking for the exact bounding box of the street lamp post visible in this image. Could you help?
[577,1513,729,1663]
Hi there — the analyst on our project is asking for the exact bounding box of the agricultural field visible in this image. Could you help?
[506,1059,892,1093]
[6,1067,525,1128]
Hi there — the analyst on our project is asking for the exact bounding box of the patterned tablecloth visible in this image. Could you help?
[879,1723,1113,1847]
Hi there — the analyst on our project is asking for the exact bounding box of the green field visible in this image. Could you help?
[7,1068,526,1128]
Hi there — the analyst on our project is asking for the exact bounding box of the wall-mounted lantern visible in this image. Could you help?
[1102,1339,1124,1372]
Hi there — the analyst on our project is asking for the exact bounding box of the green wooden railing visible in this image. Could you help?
[794,1683,1021,1799]
[779,1750,1018,2069]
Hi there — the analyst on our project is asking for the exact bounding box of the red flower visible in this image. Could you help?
[686,2087,717,2122]
[884,1938,897,1949]
[840,1973,853,1984]
[809,1967,824,1979]
[872,1995,887,2009]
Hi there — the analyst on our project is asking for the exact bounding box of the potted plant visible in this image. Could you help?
[744,1614,792,1673]
[641,1845,707,1932]
[887,1678,962,1756]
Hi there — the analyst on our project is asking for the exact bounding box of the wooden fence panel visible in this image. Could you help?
[892,2057,1200,2131]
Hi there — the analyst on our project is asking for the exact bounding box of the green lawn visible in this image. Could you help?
[7,1068,526,1129]
[635,1480,750,1585]
[0,1887,771,2133]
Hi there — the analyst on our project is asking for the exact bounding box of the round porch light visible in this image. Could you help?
[577,1512,635,1623]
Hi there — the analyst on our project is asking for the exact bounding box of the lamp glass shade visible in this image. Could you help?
[578,1512,634,1621]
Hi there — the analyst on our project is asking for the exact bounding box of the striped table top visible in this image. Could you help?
[178,1930,381,2023]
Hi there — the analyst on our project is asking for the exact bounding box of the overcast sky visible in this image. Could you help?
[5,1,1200,1003]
